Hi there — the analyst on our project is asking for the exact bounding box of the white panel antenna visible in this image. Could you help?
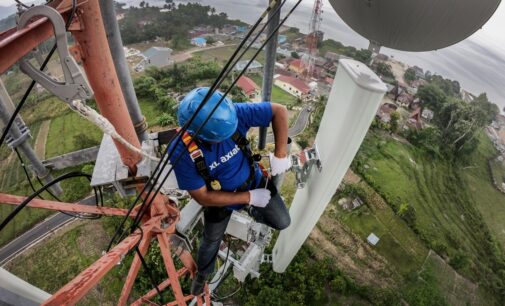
[272,59,387,272]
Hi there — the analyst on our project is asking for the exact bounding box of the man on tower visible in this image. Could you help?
[169,87,292,295]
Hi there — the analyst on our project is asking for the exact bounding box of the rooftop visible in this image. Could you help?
[142,47,172,58]
[191,37,207,44]
[275,75,310,94]
[236,76,260,95]
[234,59,263,71]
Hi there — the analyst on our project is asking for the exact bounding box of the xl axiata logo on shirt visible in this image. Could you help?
[209,144,241,170]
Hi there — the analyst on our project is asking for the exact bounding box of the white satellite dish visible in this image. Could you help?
[328,0,502,51]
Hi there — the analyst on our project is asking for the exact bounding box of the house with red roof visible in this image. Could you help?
[236,76,260,99]
[274,75,311,100]
[288,59,306,75]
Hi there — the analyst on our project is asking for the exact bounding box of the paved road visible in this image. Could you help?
[0,196,96,266]
[266,105,311,144]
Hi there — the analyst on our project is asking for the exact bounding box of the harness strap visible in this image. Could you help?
[181,131,213,190]
[231,131,258,191]
[180,129,259,191]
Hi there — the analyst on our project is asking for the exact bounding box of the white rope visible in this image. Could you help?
[71,100,160,162]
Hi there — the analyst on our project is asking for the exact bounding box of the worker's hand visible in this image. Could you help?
[269,152,292,176]
[248,189,271,208]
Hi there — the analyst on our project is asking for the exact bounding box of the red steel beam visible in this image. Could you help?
[70,0,141,171]
[0,193,134,217]
[117,230,153,306]
[158,232,186,305]
[132,268,190,305]
[0,0,86,74]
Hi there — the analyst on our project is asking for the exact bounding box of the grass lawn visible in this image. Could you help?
[45,111,102,158]
[490,159,505,187]
[0,163,94,247]
[461,134,505,249]
[193,45,266,66]
[353,131,505,291]
[337,181,429,276]
[139,98,163,128]
[5,220,123,304]
[248,74,299,106]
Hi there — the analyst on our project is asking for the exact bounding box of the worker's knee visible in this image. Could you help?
[272,213,291,230]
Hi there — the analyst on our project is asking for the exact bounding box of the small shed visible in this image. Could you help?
[367,233,380,246]
[191,37,207,47]
[142,47,172,68]
[233,60,263,74]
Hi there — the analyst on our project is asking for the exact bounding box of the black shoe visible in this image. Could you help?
[191,273,207,296]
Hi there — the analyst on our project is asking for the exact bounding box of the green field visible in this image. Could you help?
[249,74,299,106]
[490,159,505,187]
[462,136,505,251]
[193,45,266,66]
[352,131,504,303]
[6,220,122,304]
[45,111,102,158]
[337,185,429,276]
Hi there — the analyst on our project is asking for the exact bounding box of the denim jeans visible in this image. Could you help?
[197,187,291,276]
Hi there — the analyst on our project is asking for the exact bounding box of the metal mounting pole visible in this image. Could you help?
[99,0,149,143]
[0,80,62,195]
[258,0,281,150]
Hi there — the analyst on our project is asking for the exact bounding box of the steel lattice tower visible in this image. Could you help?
[303,0,323,79]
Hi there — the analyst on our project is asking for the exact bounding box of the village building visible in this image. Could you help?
[410,79,428,89]
[408,108,424,129]
[288,59,306,75]
[376,102,398,123]
[141,47,173,68]
[276,47,292,57]
[496,114,505,127]
[412,65,425,79]
[421,108,434,121]
[191,37,207,47]
[236,76,261,99]
[374,53,389,61]
[397,92,414,108]
[324,51,340,62]
[233,60,263,74]
[274,75,311,99]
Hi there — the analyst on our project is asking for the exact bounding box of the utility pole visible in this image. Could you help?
[0,80,62,195]
[99,0,149,143]
[258,0,281,150]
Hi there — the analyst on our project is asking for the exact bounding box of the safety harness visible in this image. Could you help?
[180,130,259,191]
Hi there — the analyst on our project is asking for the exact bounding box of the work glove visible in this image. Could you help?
[248,188,271,208]
[269,152,292,176]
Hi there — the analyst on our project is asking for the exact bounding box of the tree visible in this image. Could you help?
[405,127,441,157]
[389,111,400,133]
[134,76,157,99]
[374,62,394,79]
[206,36,216,45]
[416,84,447,114]
[353,49,372,64]
[155,113,175,126]
[404,68,417,82]
[291,51,300,59]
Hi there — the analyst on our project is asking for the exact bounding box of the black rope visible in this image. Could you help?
[0,171,93,232]
[135,246,163,300]
[14,147,102,219]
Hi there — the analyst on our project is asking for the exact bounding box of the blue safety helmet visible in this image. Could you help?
[178,87,238,142]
